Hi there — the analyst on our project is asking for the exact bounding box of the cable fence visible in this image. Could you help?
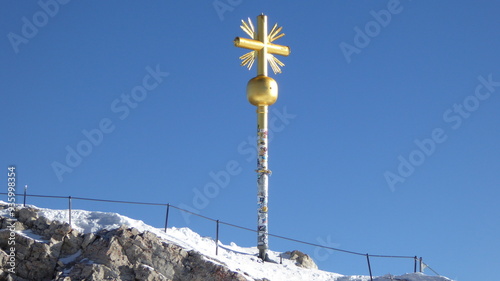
[1,191,442,280]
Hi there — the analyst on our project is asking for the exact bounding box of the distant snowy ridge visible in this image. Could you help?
[0,202,454,281]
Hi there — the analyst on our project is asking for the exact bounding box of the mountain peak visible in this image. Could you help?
[0,202,454,281]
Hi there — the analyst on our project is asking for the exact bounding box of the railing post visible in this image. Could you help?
[216,220,220,255]
[419,257,423,273]
[68,196,72,227]
[164,204,170,233]
[23,185,27,207]
[366,254,373,281]
[414,256,418,273]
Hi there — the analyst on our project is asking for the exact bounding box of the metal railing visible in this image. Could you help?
[0,191,442,279]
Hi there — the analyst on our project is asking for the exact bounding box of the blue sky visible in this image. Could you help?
[2,1,499,280]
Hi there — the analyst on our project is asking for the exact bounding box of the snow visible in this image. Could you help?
[0,202,454,281]
[60,250,82,264]
[38,208,153,234]
[8,228,49,243]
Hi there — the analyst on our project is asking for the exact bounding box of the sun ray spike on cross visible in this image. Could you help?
[233,14,291,262]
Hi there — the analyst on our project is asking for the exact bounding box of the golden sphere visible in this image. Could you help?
[247,76,278,106]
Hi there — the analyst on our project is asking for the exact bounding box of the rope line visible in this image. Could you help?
[423,262,441,276]
[1,192,440,273]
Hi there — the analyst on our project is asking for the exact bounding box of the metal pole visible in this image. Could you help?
[414,256,418,273]
[366,254,373,281]
[420,257,423,273]
[255,14,270,261]
[257,14,268,77]
[164,204,170,233]
[68,196,72,227]
[235,13,290,261]
[216,220,220,255]
[256,104,270,261]
[23,185,27,207]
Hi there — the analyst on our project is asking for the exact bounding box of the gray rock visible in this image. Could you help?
[283,250,318,270]
[33,216,51,234]
[61,229,83,256]
[0,205,262,281]
[18,207,39,226]
[134,263,171,281]
[81,232,96,248]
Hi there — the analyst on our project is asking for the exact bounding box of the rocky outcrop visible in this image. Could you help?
[282,250,318,270]
[0,206,249,281]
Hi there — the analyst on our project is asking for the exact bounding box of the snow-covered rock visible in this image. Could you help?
[0,202,454,281]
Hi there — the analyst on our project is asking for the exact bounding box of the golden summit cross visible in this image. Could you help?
[233,14,291,261]
[234,14,291,75]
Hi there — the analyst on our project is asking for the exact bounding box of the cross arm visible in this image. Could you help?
[234,37,291,57]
